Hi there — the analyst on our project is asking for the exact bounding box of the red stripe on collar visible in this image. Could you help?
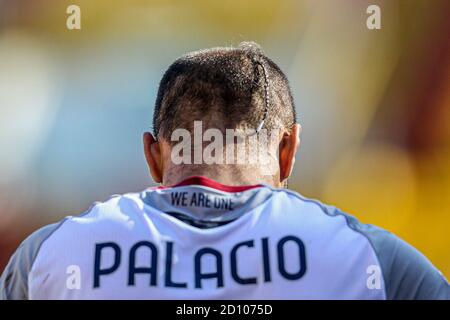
[158,176,263,192]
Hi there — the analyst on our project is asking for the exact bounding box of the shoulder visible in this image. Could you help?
[276,188,450,300]
[33,192,145,249]
[0,221,63,300]
[0,192,144,300]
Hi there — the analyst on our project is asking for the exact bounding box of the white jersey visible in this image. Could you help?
[1,176,448,299]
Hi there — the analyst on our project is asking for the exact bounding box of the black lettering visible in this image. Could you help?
[165,242,187,288]
[171,192,188,206]
[94,242,121,288]
[277,235,307,280]
[128,241,158,286]
[194,248,224,288]
[230,240,257,285]
[261,237,271,282]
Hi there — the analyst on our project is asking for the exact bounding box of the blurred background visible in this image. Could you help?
[0,0,449,278]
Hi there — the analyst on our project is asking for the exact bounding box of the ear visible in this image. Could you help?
[143,132,163,183]
[279,124,301,183]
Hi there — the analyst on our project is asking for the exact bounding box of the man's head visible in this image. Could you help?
[144,42,301,187]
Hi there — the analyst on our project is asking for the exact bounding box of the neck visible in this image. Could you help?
[162,164,281,187]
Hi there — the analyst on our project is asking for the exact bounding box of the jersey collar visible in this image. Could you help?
[158,176,263,193]
[142,176,271,227]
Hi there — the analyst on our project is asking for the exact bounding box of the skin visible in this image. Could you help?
[143,124,301,188]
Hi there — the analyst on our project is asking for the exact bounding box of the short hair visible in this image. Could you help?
[152,41,296,142]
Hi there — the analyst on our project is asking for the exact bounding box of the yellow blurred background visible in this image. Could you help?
[0,0,449,279]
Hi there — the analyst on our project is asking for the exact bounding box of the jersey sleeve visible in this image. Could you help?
[320,203,449,300]
[356,222,449,300]
[0,223,61,300]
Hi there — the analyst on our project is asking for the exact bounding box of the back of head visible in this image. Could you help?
[153,41,296,140]
[148,42,300,187]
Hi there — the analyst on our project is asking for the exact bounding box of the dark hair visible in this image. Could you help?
[153,41,296,141]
